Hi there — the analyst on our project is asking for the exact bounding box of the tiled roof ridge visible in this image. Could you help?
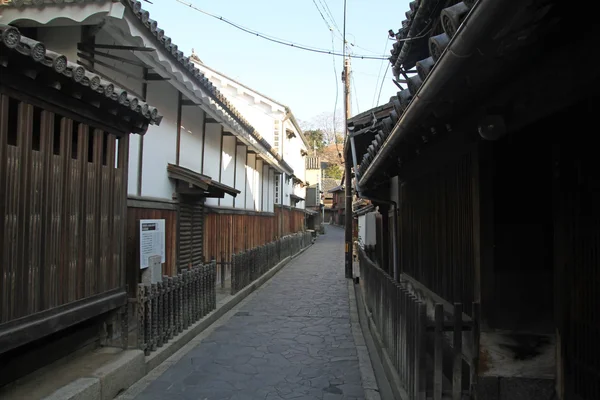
[0,23,162,127]
[354,0,477,184]
[122,0,294,172]
[1,0,294,171]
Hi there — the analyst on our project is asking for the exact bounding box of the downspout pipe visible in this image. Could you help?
[358,0,511,188]
[360,195,399,282]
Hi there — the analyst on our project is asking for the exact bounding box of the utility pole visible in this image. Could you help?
[343,57,353,279]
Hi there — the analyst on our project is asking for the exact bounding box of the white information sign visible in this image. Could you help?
[140,219,166,269]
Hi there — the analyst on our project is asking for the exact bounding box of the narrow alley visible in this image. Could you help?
[123,227,370,400]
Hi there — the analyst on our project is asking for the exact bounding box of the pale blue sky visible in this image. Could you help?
[142,0,409,123]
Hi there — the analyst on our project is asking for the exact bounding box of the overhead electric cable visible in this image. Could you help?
[173,0,400,60]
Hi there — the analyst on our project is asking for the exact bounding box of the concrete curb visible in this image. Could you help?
[42,348,146,400]
[348,280,381,400]
[355,282,409,400]
[41,244,313,400]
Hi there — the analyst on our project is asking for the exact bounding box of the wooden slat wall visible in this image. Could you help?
[0,94,128,325]
[204,207,305,265]
[398,151,475,314]
[555,138,600,400]
[178,199,204,270]
[275,206,305,236]
[204,213,276,264]
[125,207,177,295]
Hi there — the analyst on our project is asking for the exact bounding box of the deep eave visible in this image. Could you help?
[167,163,239,198]
[353,0,579,190]
[0,24,161,134]
[0,0,295,174]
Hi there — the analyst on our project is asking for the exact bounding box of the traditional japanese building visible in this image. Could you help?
[0,23,161,385]
[349,0,599,399]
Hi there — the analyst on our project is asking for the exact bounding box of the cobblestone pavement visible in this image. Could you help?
[134,227,365,400]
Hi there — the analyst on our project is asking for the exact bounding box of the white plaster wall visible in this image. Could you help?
[225,94,276,146]
[282,176,291,207]
[37,26,81,61]
[141,81,178,199]
[268,170,275,212]
[255,159,263,211]
[234,145,247,209]
[262,164,270,212]
[179,106,204,174]
[305,168,321,189]
[282,122,307,193]
[128,134,141,195]
[203,122,222,207]
[220,136,236,208]
[246,153,256,210]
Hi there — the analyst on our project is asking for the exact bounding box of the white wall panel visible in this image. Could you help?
[255,159,263,211]
[141,81,178,199]
[127,134,140,195]
[179,107,204,173]
[203,122,222,207]
[220,136,236,208]
[234,145,247,209]
[245,153,256,210]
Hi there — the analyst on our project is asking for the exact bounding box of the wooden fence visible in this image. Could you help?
[231,231,313,294]
[275,206,305,236]
[359,248,480,400]
[136,261,216,355]
[0,94,129,353]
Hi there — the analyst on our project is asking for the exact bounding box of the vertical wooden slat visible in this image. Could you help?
[29,132,43,313]
[17,102,33,318]
[0,95,9,321]
[77,124,89,300]
[59,118,73,305]
[453,302,463,400]
[471,302,481,395]
[106,134,116,290]
[434,303,444,400]
[92,129,103,294]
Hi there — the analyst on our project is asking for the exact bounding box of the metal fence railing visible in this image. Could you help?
[358,247,480,400]
[231,231,313,294]
[137,261,216,355]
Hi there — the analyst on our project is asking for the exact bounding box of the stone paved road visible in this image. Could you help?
[135,227,365,400]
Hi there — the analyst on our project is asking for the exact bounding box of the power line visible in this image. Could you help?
[331,32,339,149]
[319,0,342,37]
[372,36,392,108]
[311,0,333,32]
[352,75,360,114]
[174,0,390,60]
[376,63,390,106]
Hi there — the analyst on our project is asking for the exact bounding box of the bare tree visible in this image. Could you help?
[303,111,344,145]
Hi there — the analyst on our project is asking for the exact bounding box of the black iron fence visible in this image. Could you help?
[231,231,313,294]
[137,261,216,355]
[359,248,480,400]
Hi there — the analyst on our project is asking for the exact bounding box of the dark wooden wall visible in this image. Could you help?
[550,102,600,400]
[398,151,476,315]
[0,93,128,327]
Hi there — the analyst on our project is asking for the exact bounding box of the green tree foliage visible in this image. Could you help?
[324,163,343,179]
[304,129,325,151]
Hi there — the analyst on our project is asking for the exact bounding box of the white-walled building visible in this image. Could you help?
[1,0,307,280]
[192,61,309,210]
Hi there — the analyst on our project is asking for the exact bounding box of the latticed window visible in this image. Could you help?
[273,119,280,153]
[275,174,281,204]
